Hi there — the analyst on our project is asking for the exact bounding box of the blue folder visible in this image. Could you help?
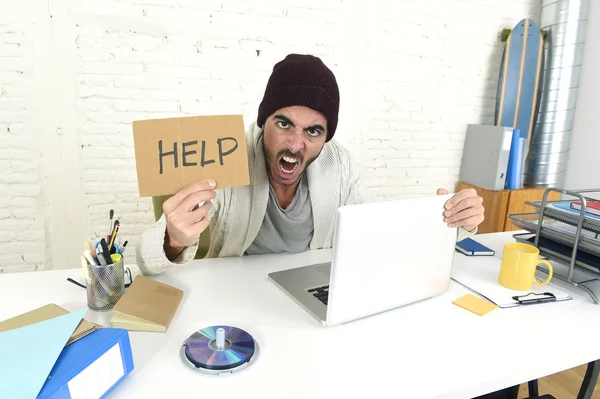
[37,328,134,399]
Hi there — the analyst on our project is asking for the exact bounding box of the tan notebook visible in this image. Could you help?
[111,275,183,332]
[0,303,100,345]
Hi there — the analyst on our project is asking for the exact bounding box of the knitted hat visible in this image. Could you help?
[257,54,340,142]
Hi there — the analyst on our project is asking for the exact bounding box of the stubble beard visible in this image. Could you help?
[262,140,321,187]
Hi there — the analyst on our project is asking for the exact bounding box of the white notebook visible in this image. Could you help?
[451,254,572,308]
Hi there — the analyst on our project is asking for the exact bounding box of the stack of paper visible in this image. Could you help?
[451,255,572,308]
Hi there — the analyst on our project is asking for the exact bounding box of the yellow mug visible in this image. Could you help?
[498,242,553,291]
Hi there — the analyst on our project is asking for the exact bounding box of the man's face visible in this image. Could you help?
[262,105,328,187]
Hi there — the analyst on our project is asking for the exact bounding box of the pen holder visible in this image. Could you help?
[86,257,125,311]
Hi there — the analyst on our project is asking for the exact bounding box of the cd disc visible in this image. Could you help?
[183,325,256,371]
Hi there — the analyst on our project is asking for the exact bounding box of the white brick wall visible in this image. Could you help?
[0,0,540,272]
[0,3,46,273]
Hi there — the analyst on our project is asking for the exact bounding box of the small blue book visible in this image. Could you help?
[455,238,495,256]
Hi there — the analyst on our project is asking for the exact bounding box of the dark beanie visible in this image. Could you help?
[257,54,340,142]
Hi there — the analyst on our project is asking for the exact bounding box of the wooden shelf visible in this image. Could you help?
[457,181,561,234]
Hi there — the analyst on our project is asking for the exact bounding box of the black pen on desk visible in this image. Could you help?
[67,278,86,289]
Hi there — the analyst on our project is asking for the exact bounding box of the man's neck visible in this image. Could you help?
[270,178,300,209]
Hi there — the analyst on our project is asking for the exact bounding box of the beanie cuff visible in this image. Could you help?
[257,85,339,141]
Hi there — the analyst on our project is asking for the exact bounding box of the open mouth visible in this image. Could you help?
[278,155,300,177]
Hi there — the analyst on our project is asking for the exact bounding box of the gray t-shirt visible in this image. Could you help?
[245,175,314,255]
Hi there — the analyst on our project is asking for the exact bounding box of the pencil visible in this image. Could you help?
[108,221,119,252]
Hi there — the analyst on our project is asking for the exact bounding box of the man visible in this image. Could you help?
[136,53,484,275]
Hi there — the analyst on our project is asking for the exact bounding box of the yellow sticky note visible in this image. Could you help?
[452,294,497,316]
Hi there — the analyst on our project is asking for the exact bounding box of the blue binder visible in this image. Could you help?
[504,128,524,190]
[37,328,134,399]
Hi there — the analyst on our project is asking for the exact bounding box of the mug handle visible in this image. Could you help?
[534,260,553,286]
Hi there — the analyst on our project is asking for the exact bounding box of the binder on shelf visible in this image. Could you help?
[458,124,513,191]
[504,129,525,190]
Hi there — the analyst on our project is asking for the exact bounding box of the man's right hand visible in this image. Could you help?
[162,180,217,260]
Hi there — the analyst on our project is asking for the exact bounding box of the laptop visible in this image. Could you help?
[268,193,458,327]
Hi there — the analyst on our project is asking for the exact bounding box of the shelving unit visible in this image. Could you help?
[456,181,561,233]
[508,187,600,304]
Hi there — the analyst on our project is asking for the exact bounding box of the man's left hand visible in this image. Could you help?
[436,188,484,232]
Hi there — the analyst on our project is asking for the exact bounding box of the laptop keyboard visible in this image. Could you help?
[307,285,329,305]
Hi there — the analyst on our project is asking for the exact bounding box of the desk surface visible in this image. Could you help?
[2,232,600,399]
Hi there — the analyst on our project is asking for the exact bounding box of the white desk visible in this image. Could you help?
[1,232,600,399]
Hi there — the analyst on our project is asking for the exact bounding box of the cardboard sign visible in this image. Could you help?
[132,115,250,197]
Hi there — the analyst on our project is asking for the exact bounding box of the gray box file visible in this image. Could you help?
[459,124,513,191]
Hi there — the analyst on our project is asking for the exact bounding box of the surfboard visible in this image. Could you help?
[495,18,544,155]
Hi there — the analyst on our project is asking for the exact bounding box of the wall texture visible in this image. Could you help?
[0,0,540,272]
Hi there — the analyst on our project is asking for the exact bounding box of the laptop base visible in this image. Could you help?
[268,262,331,325]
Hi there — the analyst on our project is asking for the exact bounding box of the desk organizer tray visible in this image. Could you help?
[509,187,600,304]
[524,201,600,234]
[509,212,600,257]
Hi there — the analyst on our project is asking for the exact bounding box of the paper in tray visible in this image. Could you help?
[518,235,600,272]
[509,212,600,257]
[552,203,600,221]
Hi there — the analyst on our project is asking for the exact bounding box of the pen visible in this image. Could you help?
[67,278,86,289]
[512,292,557,305]
[121,240,128,255]
[95,245,108,266]
[100,238,113,264]
[91,248,99,262]
[517,297,556,305]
